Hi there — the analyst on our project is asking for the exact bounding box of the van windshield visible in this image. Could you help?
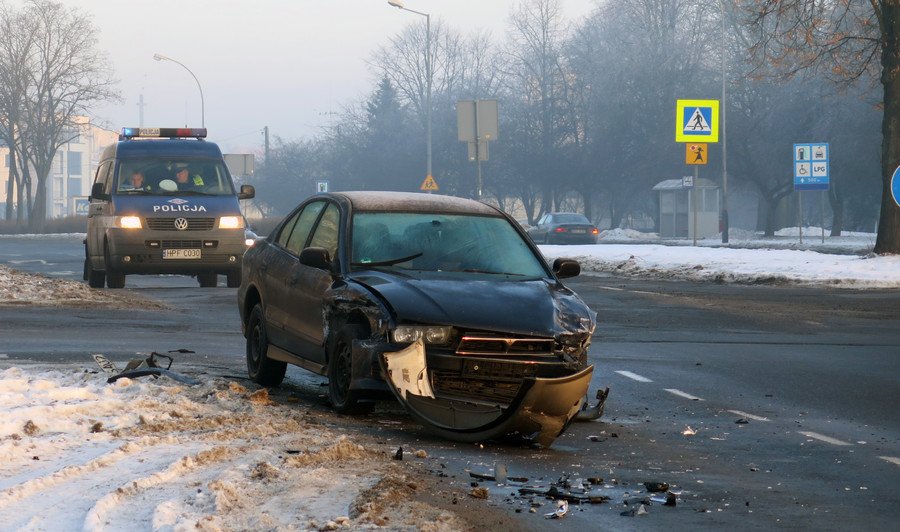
[115,158,235,196]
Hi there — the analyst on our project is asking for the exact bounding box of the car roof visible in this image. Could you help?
[332,191,501,216]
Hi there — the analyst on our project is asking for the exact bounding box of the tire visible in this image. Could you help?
[327,323,374,415]
[86,258,105,288]
[226,270,241,288]
[246,304,287,387]
[104,243,125,289]
[198,272,218,287]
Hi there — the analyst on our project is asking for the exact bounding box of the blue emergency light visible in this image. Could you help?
[121,127,207,139]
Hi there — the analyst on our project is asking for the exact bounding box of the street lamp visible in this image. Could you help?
[153,53,205,128]
[719,2,729,243]
[387,0,432,181]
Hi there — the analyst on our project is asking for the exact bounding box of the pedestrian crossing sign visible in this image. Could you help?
[420,175,439,191]
[676,99,719,143]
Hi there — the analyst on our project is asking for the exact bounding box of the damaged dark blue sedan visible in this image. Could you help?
[237,192,597,447]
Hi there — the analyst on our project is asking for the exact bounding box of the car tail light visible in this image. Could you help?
[592,228,599,235]
[554,227,567,233]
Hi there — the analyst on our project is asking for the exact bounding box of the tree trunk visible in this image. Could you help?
[764,196,780,237]
[875,4,900,254]
[829,182,843,237]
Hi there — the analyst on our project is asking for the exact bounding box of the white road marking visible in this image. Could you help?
[728,410,770,422]
[798,431,852,446]
[878,456,900,466]
[596,285,624,291]
[664,388,703,401]
[615,370,653,383]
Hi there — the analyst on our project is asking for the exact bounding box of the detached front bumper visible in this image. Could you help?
[369,339,593,448]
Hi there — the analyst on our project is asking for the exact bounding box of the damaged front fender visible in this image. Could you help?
[382,340,593,448]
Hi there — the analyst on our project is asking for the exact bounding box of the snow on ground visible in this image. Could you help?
[0,265,168,308]
[0,366,466,531]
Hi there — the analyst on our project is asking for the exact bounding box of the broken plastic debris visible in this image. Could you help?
[393,447,403,460]
[650,492,677,506]
[621,504,649,517]
[735,418,749,424]
[682,426,697,436]
[495,463,508,484]
[545,500,568,519]
[383,339,435,399]
[643,482,669,493]
[575,387,609,421]
[470,487,489,499]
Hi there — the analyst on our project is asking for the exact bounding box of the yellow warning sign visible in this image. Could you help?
[686,143,707,165]
[420,175,439,191]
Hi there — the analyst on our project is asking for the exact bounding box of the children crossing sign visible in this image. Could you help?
[676,99,719,143]
[420,175,439,191]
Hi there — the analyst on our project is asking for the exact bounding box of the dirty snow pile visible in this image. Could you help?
[0,367,466,531]
[540,244,900,288]
[0,265,165,308]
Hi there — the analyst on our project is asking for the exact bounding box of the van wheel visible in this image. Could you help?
[103,244,125,288]
[226,270,241,288]
[327,323,374,415]
[246,304,286,386]
[198,273,217,287]
[86,258,105,288]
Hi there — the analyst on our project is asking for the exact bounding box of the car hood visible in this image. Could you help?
[112,194,239,216]
[350,270,594,337]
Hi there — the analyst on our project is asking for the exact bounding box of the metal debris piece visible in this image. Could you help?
[469,470,528,483]
[107,368,201,386]
[576,387,610,421]
[643,481,669,493]
[545,500,568,519]
[495,463,508,484]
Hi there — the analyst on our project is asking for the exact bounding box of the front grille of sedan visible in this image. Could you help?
[146,217,216,231]
[455,334,556,356]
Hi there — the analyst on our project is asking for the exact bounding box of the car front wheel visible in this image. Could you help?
[246,304,286,387]
[327,323,374,415]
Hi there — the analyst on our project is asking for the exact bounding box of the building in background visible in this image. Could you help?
[0,117,118,220]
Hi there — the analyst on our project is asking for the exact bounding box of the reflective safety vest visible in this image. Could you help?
[191,174,204,186]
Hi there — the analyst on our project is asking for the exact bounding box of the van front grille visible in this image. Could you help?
[147,217,216,231]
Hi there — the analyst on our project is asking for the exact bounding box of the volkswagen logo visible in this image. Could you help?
[174,217,189,231]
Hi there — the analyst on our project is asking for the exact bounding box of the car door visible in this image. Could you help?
[533,214,550,241]
[281,202,341,363]
[260,200,326,352]
[87,161,114,264]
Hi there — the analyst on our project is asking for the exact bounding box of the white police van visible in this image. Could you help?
[84,128,254,288]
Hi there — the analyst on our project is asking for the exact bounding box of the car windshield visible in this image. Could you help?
[554,213,590,224]
[351,212,548,278]
[114,157,235,195]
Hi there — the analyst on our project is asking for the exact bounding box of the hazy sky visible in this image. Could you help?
[38,0,597,153]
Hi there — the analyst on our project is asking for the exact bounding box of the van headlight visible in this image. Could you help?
[392,325,452,345]
[219,216,244,229]
[117,216,142,229]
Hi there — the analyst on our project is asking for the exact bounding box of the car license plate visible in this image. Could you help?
[163,248,201,259]
[571,229,586,234]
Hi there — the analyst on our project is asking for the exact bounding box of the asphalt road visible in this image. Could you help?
[1,234,898,530]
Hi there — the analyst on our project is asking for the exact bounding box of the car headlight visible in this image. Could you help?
[392,325,453,345]
[117,216,142,229]
[219,216,245,229]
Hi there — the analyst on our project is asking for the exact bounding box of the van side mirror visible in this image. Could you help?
[238,184,255,200]
[299,247,332,271]
[552,258,581,279]
[90,182,109,201]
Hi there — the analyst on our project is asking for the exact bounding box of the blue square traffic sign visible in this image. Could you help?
[793,143,829,191]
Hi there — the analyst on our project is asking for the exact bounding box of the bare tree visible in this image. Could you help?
[745,0,899,253]
[0,0,118,231]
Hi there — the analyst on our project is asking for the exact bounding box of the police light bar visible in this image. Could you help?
[121,127,207,139]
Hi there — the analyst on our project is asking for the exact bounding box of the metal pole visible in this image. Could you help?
[154,54,205,128]
[425,12,432,181]
[799,192,803,245]
[720,0,729,243]
[693,166,698,246]
[821,190,825,243]
[474,100,482,199]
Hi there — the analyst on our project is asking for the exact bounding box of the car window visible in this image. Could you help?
[285,201,326,255]
[351,212,547,278]
[93,161,113,194]
[275,210,303,248]
[113,158,235,195]
[307,203,340,260]
[554,213,590,224]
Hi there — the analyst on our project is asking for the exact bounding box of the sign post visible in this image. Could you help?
[793,142,829,245]
[458,99,498,199]
[676,100,718,245]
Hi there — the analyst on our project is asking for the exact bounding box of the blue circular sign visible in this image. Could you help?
[893,165,900,207]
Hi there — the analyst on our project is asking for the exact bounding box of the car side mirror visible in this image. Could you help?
[299,246,332,271]
[552,258,581,279]
[90,182,109,201]
[238,184,255,200]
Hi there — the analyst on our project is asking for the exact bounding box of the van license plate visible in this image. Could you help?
[163,249,201,259]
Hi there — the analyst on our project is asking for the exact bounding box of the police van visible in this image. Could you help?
[84,128,254,288]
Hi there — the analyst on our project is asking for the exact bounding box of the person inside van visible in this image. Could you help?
[174,164,205,190]
[122,170,151,192]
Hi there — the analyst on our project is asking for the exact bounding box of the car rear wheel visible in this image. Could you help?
[246,304,286,387]
[226,270,241,288]
[198,272,217,287]
[327,323,374,415]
